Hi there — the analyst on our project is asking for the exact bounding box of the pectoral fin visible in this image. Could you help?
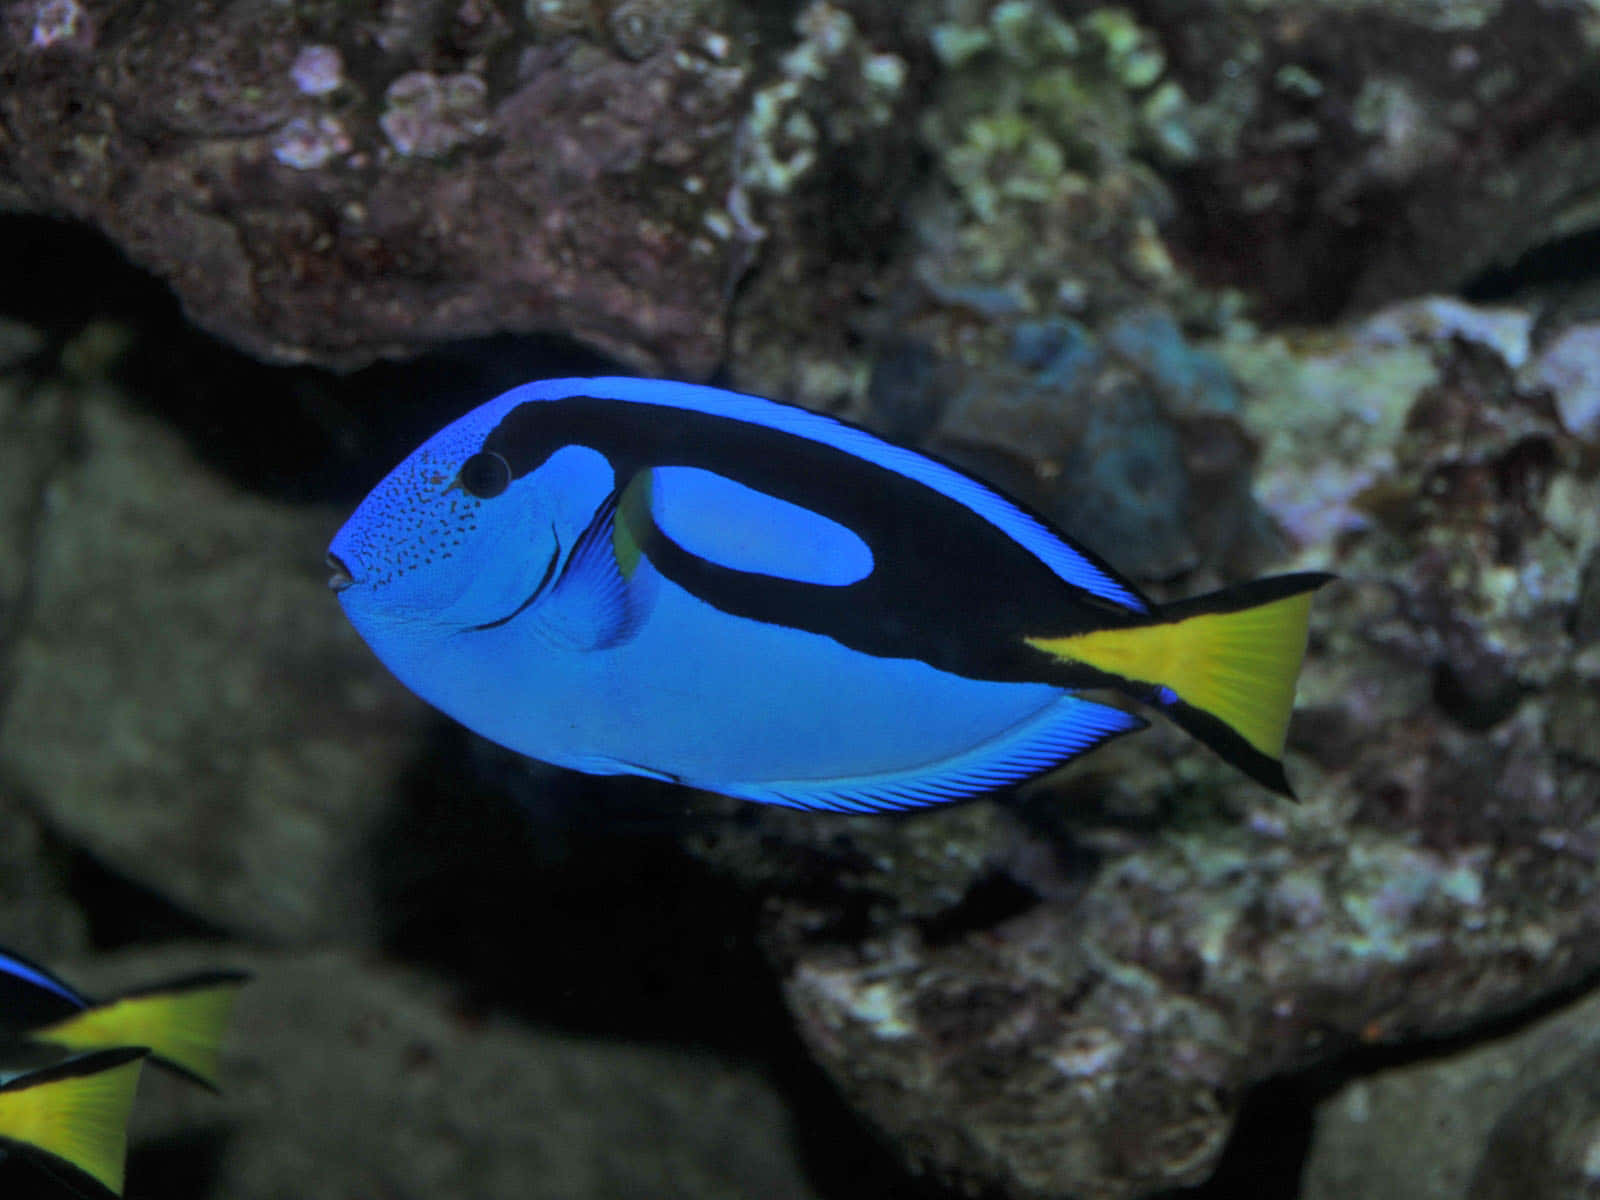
[534,490,655,652]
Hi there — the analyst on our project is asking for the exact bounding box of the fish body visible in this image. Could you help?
[329,377,1329,811]
[0,946,246,1090]
[0,1046,146,1196]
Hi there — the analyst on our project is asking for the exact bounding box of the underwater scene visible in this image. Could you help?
[2,2,1598,1198]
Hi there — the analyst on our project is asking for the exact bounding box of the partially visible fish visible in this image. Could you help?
[0,946,247,1090]
[0,1046,147,1197]
[328,376,1331,811]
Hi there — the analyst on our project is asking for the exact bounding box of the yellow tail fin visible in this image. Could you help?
[0,1049,146,1196]
[34,975,247,1090]
[1027,573,1331,794]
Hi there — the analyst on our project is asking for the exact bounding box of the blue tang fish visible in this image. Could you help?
[0,1047,146,1196]
[328,377,1330,812]
[0,945,246,1090]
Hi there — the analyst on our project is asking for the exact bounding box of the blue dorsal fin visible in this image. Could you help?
[506,378,1151,613]
[709,697,1146,813]
[644,465,873,586]
[534,491,653,652]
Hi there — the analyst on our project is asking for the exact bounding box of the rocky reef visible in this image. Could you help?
[3,2,1600,1199]
[693,297,1600,1199]
[0,0,759,374]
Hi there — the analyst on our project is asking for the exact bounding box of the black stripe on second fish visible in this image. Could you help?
[0,1046,145,1094]
[482,394,1138,683]
[0,969,82,1033]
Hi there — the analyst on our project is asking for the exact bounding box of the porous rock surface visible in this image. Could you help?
[0,0,763,374]
[6,1,1597,377]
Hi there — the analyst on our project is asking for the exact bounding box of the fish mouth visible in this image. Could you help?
[326,551,355,592]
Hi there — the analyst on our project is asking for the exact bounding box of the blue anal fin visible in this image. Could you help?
[713,697,1146,813]
[534,491,653,652]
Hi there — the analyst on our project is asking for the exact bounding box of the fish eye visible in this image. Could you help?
[458,451,511,499]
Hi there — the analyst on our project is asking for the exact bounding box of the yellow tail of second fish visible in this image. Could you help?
[33,974,248,1090]
[0,1049,146,1196]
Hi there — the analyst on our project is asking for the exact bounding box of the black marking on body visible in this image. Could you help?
[481,395,1144,684]
[0,953,84,1032]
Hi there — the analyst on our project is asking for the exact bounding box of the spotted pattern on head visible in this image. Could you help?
[339,446,484,588]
